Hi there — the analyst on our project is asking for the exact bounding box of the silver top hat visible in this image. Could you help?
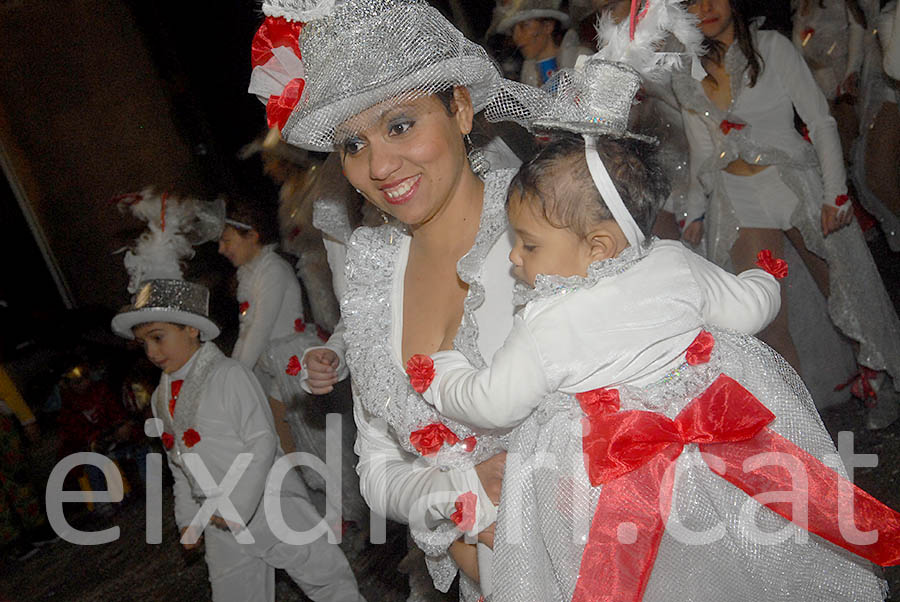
[493,0,572,35]
[280,0,549,151]
[533,58,656,143]
[112,279,220,341]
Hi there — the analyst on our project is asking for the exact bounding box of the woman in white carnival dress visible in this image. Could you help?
[675,0,900,419]
[248,0,549,599]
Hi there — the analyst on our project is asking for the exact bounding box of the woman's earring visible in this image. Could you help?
[465,134,491,178]
[380,210,389,225]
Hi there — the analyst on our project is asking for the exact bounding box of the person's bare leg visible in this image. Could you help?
[865,102,900,217]
[730,227,801,371]
[268,397,297,454]
[831,99,859,166]
[784,227,829,298]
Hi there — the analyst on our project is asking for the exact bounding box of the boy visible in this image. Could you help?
[112,277,365,602]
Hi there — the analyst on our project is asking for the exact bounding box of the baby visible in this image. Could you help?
[413,132,895,601]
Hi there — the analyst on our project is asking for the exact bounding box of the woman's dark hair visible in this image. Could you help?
[223,196,280,245]
[702,0,764,87]
[508,132,668,238]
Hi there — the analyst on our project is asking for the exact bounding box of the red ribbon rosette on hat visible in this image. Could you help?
[249,16,306,131]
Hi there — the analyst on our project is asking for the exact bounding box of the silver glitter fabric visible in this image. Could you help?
[340,169,515,593]
[534,59,656,142]
[111,278,221,341]
[282,0,549,151]
[672,37,900,393]
[490,326,888,601]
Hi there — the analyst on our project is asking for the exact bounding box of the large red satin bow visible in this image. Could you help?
[573,374,900,602]
[719,119,746,135]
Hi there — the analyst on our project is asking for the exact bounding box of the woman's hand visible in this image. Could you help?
[449,539,480,583]
[179,525,203,550]
[305,348,340,394]
[475,451,506,506]
[821,203,853,236]
[682,220,704,246]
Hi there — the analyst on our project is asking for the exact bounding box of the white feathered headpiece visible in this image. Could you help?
[116,190,224,294]
[594,0,705,82]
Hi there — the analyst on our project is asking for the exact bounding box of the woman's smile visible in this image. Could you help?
[381,174,422,205]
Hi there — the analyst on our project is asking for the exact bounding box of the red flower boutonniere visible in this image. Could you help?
[239,301,250,315]
[285,355,302,376]
[450,491,477,532]
[294,318,306,333]
[835,194,849,207]
[575,388,621,417]
[755,249,789,280]
[183,428,201,448]
[409,423,459,456]
[161,432,174,450]
[406,354,435,393]
[719,119,746,135]
[685,330,715,365]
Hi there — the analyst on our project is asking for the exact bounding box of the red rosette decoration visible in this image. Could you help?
[461,436,477,452]
[294,318,306,333]
[685,330,715,365]
[835,194,849,207]
[182,428,201,448]
[409,423,460,456]
[239,301,250,315]
[406,354,435,393]
[450,491,477,532]
[575,388,621,417]
[285,355,302,376]
[755,249,788,280]
[161,432,174,450]
[251,17,302,68]
[249,16,306,131]
[719,119,746,135]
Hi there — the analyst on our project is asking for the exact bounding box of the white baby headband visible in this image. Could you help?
[225,218,253,230]
[582,134,646,249]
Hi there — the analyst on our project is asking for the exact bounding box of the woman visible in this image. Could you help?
[254,0,548,599]
[674,0,900,417]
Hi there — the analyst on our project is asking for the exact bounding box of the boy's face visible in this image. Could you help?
[218,226,260,268]
[508,193,595,286]
[133,322,201,374]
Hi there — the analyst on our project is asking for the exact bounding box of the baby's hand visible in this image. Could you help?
[682,220,704,246]
[180,525,203,550]
[306,348,340,394]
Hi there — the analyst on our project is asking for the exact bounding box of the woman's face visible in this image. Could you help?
[511,19,556,60]
[687,0,734,44]
[338,89,474,227]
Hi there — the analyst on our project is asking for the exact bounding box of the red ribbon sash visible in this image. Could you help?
[573,374,900,602]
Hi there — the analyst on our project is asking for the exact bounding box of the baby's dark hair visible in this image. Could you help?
[508,132,668,239]
[223,196,280,245]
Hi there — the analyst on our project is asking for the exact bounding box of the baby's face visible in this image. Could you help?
[508,194,595,286]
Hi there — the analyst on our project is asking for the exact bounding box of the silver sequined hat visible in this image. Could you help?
[112,279,220,341]
[532,57,655,143]
[280,0,549,151]
[110,191,222,341]
[493,0,571,35]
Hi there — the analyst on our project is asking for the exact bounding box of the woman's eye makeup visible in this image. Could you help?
[387,118,414,136]
[341,136,366,155]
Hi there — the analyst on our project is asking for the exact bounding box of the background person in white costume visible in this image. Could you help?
[110,194,365,602]
[675,0,900,424]
[219,197,307,454]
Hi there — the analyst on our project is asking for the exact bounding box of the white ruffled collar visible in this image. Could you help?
[513,239,652,306]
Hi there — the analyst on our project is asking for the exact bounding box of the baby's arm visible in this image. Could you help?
[682,248,781,334]
[422,316,551,430]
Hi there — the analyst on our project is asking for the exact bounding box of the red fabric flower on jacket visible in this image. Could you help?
[161,433,174,450]
[450,491,477,532]
[719,119,746,135]
[685,330,715,365]
[406,354,435,393]
[294,318,306,333]
[239,301,250,315]
[835,194,849,207]
[755,249,789,280]
[182,428,201,448]
[409,423,459,456]
[285,355,302,376]
[575,388,621,417]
